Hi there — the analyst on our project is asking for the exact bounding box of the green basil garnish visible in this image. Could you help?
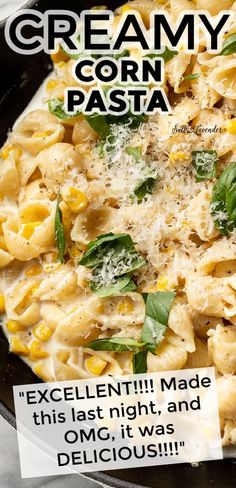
[86,337,146,353]
[79,233,146,297]
[86,112,147,139]
[182,73,200,81]
[132,350,148,373]
[210,161,236,236]
[85,113,111,139]
[126,146,143,162]
[192,150,218,182]
[220,33,236,56]
[55,192,65,264]
[134,175,158,203]
[48,98,81,120]
[141,291,176,353]
[146,46,178,63]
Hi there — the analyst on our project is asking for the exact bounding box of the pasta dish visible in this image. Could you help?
[1,0,236,447]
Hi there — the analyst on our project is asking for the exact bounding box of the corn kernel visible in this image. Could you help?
[169,151,189,163]
[226,119,236,135]
[117,299,134,313]
[32,131,52,139]
[30,340,49,361]
[7,320,24,333]
[33,322,53,342]
[20,222,42,240]
[24,264,42,277]
[156,276,169,291]
[33,362,44,379]
[1,145,22,161]
[33,362,51,381]
[61,187,88,213]
[46,79,61,91]
[0,294,5,314]
[10,337,29,356]
[85,356,107,375]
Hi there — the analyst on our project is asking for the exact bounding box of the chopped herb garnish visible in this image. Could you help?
[141,291,176,353]
[48,98,81,120]
[210,161,236,236]
[55,192,65,264]
[79,233,146,297]
[192,150,218,182]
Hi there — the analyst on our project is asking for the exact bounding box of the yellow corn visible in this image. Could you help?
[33,322,53,342]
[7,320,24,333]
[46,79,63,91]
[10,337,29,356]
[61,187,88,213]
[20,222,42,240]
[85,356,107,375]
[1,145,22,161]
[29,340,49,361]
[32,131,51,139]
[33,362,45,379]
[117,299,134,313]
[169,151,189,163]
[156,276,169,291]
[24,264,42,277]
[0,294,5,314]
[226,119,236,135]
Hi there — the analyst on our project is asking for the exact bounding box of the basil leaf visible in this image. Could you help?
[48,99,81,120]
[192,150,218,182]
[132,350,148,373]
[89,274,131,297]
[86,337,146,352]
[134,176,157,203]
[220,33,236,56]
[80,233,146,297]
[85,113,111,139]
[210,161,236,236]
[121,279,137,293]
[55,192,65,264]
[80,232,143,267]
[182,73,200,81]
[86,112,147,139]
[141,291,176,353]
[146,46,178,63]
[126,146,143,162]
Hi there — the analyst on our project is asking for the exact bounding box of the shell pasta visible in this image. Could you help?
[1,0,236,448]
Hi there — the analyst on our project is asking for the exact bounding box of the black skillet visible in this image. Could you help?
[0,1,235,486]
